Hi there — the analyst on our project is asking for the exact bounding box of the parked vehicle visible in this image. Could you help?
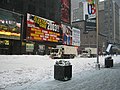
[81,48,97,58]
[80,50,91,58]
[50,45,78,59]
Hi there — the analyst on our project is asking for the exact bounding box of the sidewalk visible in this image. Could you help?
[6,63,120,90]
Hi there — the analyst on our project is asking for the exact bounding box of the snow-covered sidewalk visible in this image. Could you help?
[0,55,120,90]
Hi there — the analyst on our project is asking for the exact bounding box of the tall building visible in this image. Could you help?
[72,1,106,53]
[0,0,71,55]
[73,2,84,22]
[72,0,120,53]
[0,0,71,24]
[98,1,107,52]
[73,1,96,22]
[104,0,119,46]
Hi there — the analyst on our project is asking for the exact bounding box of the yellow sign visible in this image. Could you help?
[34,16,48,29]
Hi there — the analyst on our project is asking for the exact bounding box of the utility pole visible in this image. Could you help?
[96,0,100,69]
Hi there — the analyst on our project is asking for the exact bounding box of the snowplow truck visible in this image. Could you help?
[50,45,78,59]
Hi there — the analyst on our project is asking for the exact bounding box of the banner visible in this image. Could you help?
[61,24,72,45]
[61,0,70,23]
[72,27,80,46]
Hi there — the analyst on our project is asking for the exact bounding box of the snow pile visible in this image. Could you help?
[0,55,120,89]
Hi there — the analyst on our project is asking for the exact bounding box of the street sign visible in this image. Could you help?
[85,14,96,31]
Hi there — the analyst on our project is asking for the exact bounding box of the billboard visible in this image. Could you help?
[0,8,22,40]
[61,24,72,45]
[83,1,96,20]
[27,13,62,43]
[61,0,70,23]
[72,27,80,46]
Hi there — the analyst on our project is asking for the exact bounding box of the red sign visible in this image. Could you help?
[61,0,70,23]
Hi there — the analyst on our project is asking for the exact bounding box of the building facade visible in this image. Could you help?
[72,1,106,53]
[104,0,119,46]
[0,0,71,55]
[72,0,120,53]
[73,2,84,22]
[72,20,96,48]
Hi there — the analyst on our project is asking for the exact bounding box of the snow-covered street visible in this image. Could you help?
[0,55,120,90]
[28,64,120,90]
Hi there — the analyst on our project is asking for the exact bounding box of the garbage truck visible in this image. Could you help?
[50,45,78,59]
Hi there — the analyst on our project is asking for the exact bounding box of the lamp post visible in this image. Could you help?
[86,0,100,69]
[96,0,100,69]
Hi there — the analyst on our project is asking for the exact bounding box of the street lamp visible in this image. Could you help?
[86,0,100,69]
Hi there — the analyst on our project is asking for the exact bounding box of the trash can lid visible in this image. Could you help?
[105,55,112,59]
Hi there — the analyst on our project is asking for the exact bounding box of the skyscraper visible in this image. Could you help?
[104,0,119,46]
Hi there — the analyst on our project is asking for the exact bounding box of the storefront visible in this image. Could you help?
[0,39,9,54]
[0,8,23,55]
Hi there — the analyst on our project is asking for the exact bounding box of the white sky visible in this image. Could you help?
[99,0,104,2]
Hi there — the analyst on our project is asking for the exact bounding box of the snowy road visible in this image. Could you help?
[17,63,119,90]
[0,55,120,90]
[23,64,120,90]
[7,64,120,90]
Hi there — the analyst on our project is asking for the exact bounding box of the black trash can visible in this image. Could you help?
[54,65,72,81]
[105,56,113,68]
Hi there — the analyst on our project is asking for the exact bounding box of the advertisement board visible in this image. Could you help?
[61,0,70,23]
[26,43,34,52]
[61,24,72,45]
[0,8,22,40]
[83,1,96,20]
[27,13,62,43]
[38,45,45,54]
[72,27,80,46]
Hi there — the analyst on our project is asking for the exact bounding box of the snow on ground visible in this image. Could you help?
[0,55,120,90]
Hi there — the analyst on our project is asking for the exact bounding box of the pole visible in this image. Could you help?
[96,0,100,69]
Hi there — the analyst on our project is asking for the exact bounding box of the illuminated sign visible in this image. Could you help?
[27,13,62,43]
[0,40,9,45]
[0,8,21,40]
